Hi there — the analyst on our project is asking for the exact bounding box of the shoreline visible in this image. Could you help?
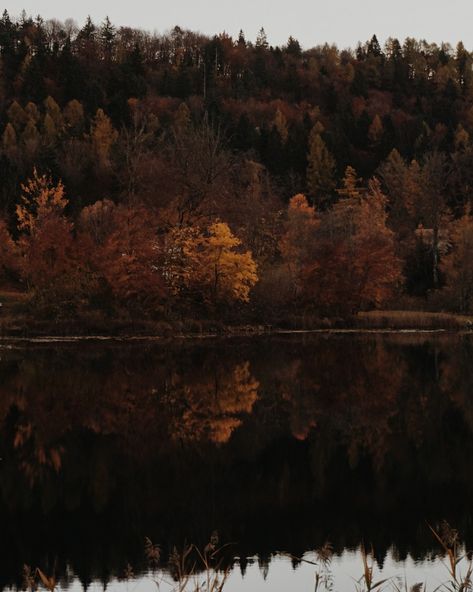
[0,326,469,345]
[2,310,473,343]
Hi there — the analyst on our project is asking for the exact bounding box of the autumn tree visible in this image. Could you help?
[80,201,166,312]
[2,122,18,163]
[90,108,118,172]
[177,222,258,307]
[63,99,85,134]
[280,194,319,302]
[311,171,403,314]
[273,108,288,144]
[441,211,473,311]
[16,170,88,313]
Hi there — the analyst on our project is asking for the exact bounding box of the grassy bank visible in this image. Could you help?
[356,310,473,330]
[2,288,473,337]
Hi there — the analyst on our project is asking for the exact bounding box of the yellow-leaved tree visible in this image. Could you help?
[182,222,258,306]
[90,108,118,171]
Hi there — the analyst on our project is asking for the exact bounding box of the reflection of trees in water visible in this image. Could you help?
[2,336,473,498]
[1,336,473,588]
[164,361,259,443]
[0,346,260,487]
[274,337,404,469]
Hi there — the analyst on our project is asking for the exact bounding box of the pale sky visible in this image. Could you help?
[4,0,473,50]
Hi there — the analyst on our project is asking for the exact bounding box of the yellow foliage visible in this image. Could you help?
[273,108,288,143]
[184,222,258,304]
[166,222,258,304]
[91,108,118,169]
[64,99,85,130]
[168,361,259,444]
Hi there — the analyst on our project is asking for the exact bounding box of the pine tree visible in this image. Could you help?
[255,27,268,49]
[2,122,18,163]
[306,125,336,203]
[273,109,288,144]
[90,108,118,171]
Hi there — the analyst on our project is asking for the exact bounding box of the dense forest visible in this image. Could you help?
[1,11,473,329]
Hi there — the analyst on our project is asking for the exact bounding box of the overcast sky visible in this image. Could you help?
[3,0,473,50]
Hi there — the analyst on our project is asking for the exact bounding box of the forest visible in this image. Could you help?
[1,11,473,330]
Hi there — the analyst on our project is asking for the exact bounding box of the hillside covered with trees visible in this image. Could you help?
[0,11,473,331]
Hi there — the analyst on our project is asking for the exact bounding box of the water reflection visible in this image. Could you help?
[1,334,473,590]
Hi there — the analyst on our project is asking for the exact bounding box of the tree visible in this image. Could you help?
[168,118,232,224]
[22,119,41,162]
[182,222,258,306]
[273,108,288,144]
[25,102,40,123]
[255,27,268,49]
[15,171,88,313]
[280,194,319,302]
[307,125,336,204]
[90,108,118,172]
[441,211,473,311]
[417,152,451,288]
[7,101,28,130]
[16,169,67,233]
[378,149,420,241]
[63,99,85,133]
[44,96,63,130]
[0,219,18,279]
[285,36,302,57]
[173,102,191,134]
[82,201,166,311]
[2,122,18,163]
[368,114,384,144]
[312,171,402,314]
[99,16,115,60]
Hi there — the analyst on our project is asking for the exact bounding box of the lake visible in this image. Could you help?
[1,333,472,592]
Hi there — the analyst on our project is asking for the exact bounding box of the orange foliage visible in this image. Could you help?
[16,168,67,232]
[280,194,319,299]
[312,178,403,312]
[84,201,166,308]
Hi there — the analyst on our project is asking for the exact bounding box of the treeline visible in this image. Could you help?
[1,12,473,323]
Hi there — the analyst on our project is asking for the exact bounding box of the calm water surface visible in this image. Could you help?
[1,333,473,591]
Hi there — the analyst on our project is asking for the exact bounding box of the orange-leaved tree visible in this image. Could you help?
[312,171,403,313]
[16,169,89,313]
[80,200,166,312]
[280,193,320,303]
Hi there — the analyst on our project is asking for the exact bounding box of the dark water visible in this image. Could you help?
[1,333,473,591]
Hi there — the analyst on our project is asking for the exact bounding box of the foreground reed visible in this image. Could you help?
[21,522,473,592]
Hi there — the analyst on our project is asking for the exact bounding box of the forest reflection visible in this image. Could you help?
[1,334,473,590]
